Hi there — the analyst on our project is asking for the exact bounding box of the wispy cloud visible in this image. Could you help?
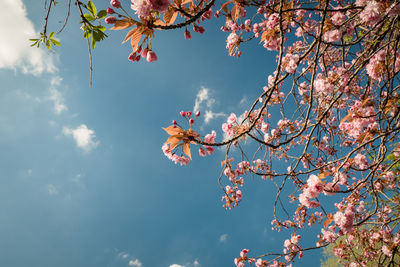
[118,252,129,260]
[48,76,68,114]
[47,184,58,195]
[169,260,200,267]
[193,87,215,112]
[204,110,225,124]
[193,87,225,124]
[116,251,142,267]
[0,0,56,75]
[219,233,228,243]
[128,259,142,267]
[63,124,99,152]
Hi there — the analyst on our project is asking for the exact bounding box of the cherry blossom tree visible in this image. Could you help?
[37,0,400,266]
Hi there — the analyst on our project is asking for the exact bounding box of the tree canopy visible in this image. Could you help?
[37,0,400,266]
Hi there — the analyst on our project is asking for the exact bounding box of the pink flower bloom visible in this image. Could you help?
[110,0,121,8]
[331,12,346,26]
[204,131,216,143]
[240,248,249,258]
[131,0,151,18]
[149,0,170,13]
[334,205,354,234]
[324,29,342,43]
[226,32,239,54]
[314,76,334,94]
[227,113,237,124]
[321,228,337,243]
[146,51,158,62]
[282,53,299,74]
[199,147,206,157]
[382,245,392,257]
[105,16,117,24]
[354,153,368,170]
[205,146,214,155]
[359,1,382,26]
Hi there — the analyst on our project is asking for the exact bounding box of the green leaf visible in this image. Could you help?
[84,13,95,21]
[83,31,91,39]
[46,39,51,49]
[29,38,38,41]
[97,25,106,32]
[49,32,55,38]
[344,36,352,43]
[30,41,38,47]
[87,0,97,17]
[92,30,101,42]
[50,39,61,46]
[54,1,59,5]
[97,10,107,19]
[91,37,96,49]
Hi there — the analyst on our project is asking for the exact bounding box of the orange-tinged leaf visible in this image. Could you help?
[340,112,352,124]
[130,28,142,51]
[153,19,166,28]
[324,214,333,228]
[260,31,268,43]
[164,9,178,25]
[163,126,184,135]
[110,19,135,30]
[231,4,240,21]
[183,142,192,159]
[122,28,138,44]
[165,135,182,149]
[221,1,232,13]
[181,0,192,5]
[318,172,331,179]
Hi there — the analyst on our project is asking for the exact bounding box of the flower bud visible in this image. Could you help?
[184,30,191,40]
[107,7,115,14]
[128,52,136,62]
[189,118,194,125]
[105,16,117,24]
[110,0,121,8]
[186,111,192,117]
[180,111,186,117]
[198,26,205,34]
[146,51,158,62]
[141,48,148,58]
[196,111,200,117]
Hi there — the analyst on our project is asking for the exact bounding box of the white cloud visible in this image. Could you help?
[219,233,228,243]
[239,96,248,106]
[47,184,58,195]
[193,87,215,112]
[0,0,56,75]
[204,110,225,124]
[169,260,200,267]
[128,259,142,267]
[48,76,67,114]
[193,87,225,124]
[119,253,129,260]
[63,124,99,152]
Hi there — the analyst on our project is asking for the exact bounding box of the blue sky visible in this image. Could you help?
[1,1,324,266]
